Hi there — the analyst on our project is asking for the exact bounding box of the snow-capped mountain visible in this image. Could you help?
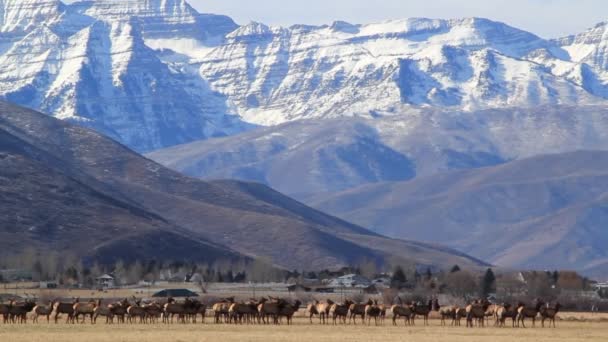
[200,18,599,125]
[0,0,243,152]
[2,0,608,151]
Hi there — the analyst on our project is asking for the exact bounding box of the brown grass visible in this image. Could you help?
[0,317,605,342]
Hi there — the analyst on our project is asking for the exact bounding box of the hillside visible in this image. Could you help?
[148,105,608,197]
[306,151,608,277]
[0,101,486,270]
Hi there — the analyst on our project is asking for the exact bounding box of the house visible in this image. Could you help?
[39,281,58,289]
[327,274,372,288]
[152,289,199,298]
[372,276,391,288]
[96,274,115,288]
[594,282,608,290]
[287,284,311,292]
[363,284,379,294]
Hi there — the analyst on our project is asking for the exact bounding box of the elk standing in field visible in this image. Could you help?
[73,299,97,324]
[93,300,114,324]
[163,298,185,324]
[329,300,352,325]
[466,299,491,328]
[143,302,163,324]
[411,300,433,326]
[212,297,233,324]
[349,299,372,325]
[9,300,36,324]
[496,303,518,327]
[391,302,413,326]
[32,301,54,323]
[517,299,544,328]
[278,300,301,325]
[485,303,499,326]
[53,299,76,324]
[0,302,9,324]
[126,299,147,324]
[257,297,286,324]
[365,300,383,326]
[439,306,457,326]
[311,299,333,324]
[229,299,260,324]
[111,301,127,324]
[540,302,561,328]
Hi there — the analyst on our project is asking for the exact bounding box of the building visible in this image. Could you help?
[152,289,199,298]
[39,281,58,289]
[327,274,372,288]
[287,284,311,292]
[594,282,608,290]
[96,274,115,288]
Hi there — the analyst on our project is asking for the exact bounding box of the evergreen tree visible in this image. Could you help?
[391,266,407,289]
[450,265,461,273]
[481,268,496,297]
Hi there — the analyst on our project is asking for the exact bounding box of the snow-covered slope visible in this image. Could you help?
[2,1,608,151]
[200,18,600,125]
[0,0,243,152]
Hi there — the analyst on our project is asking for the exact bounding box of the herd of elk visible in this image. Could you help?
[0,296,565,328]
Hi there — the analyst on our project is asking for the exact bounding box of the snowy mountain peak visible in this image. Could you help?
[2,7,608,151]
[69,0,198,20]
[0,0,63,35]
[330,20,359,34]
[227,21,275,39]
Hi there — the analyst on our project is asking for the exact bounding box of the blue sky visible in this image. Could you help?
[190,0,606,38]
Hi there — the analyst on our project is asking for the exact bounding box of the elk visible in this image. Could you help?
[111,301,128,324]
[53,299,76,324]
[466,299,491,328]
[126,299,147,324]
[278,300,302,325]
[93,300,114,324]
[365,300,382,326]
[32,301,54,323]
[349,299,372,325]
[485,303,499,326]
[73,299,97,324]
[183,298,205,323]
[192,300,207,324]
[163,298,186,324]
[391,303,413,326]
[0,302,9,324]
[212,297,233,324]
[258,297,287,325]
[308,299,333,324]
[411,300,433,326]
[496,303,518,327]
[439,306,457,326]
[540,302,561,328]
[9,300,36,324]
[329,300,352,325]
[517,299,544,328]
[143,302,163,324]
[454,307,467,326]
[229,299,260,324]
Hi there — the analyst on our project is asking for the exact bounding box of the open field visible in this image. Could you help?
[0,318,607,342]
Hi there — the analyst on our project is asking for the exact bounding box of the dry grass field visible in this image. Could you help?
[1,316,606,342]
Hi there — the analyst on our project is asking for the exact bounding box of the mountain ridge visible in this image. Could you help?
[306,150,608,277]
[0,100,487,270]
[2,1,608,151]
